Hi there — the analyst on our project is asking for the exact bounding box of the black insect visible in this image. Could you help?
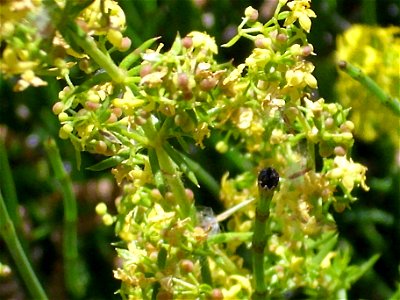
[258,167,279,190]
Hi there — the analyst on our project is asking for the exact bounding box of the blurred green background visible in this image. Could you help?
[0,0,399,299]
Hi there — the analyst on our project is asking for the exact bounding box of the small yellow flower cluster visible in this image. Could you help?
[336,25,400,144]
[1,0,370,297]
[285,0,316,33]
[0,0,48,90]
[78,0,131,51]
[0,0,130,91]
[113,199,214,298]
[326,156,369,194]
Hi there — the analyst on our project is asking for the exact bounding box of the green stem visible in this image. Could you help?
[0,134,22,231]
[207,232,252,245]
[155,144,192,217]
[338,61,400,116]
[142,120,192,217]
[45,0,126,84]
[252,168,279,299]
[199,243,213,286]
[0,190,48,300]
[66,24,126,84]
[44,138,81,297]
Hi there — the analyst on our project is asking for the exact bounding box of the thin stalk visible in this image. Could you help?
[155,144,192,217]
[44,0,126,84]
[207,232,252,245]
[0,134,22,231]
[338,60,400,116]
[66,24,127,84]
[142,120,192,217]
[252,168,279,299]
[0,191,48,300]
[44,138,81,297]
[199,243,213,286]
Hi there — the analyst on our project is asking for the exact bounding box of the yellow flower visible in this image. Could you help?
[14,70,47,91]
[79,0,126,35]
[326,156,369,193]
[193,122,210,148]
[284,0,316,33]
[235,107,253,129]
[285,61,317,89]
[320,252,336,269]
[187,31,218,55]
[223,64,245,86]
[1,46,38,75]
[0,0,39,29]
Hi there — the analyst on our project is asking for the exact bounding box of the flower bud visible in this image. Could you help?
[340,121,354,132]
[245,6,258,22]
[58,112,69,122]
[210,288,224,300]
[151,189,163,200]
[199,77,217,91]
[95,141,108,154]
[215,140,228,153]
[302,44,314,56]
[59,124,73,139]
[107,29,123,48]
[95,202,107,215]
[102,213,114,226]
[177,73,189,89]
[85,101,100,111]
[276,33,288,43]
[255,36,272,49]
[119,37,132,52]
[52,101,64,115]
[334,146,346,156]
[185,188,194,201]
[140,64,152,78]
[107,113,118,123]
[180,259,194,273]
[182,36,193,48]
[324,117,335,129]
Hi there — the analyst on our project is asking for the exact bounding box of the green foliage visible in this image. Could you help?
[0,0,399,299]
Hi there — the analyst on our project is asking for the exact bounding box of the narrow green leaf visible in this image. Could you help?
[170,33,182,54]
[148,148,165,193]
[312,234,338,265]
[163,144,199,187]
[119,37,160,70]
[86,156,125,171]
[346,254,380,285]
[277,11,290,20]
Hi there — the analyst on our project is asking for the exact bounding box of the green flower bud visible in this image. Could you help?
[107,29,123,48]
[102,213,114,226]
[95,202,107,215]
[215,140,228,153]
